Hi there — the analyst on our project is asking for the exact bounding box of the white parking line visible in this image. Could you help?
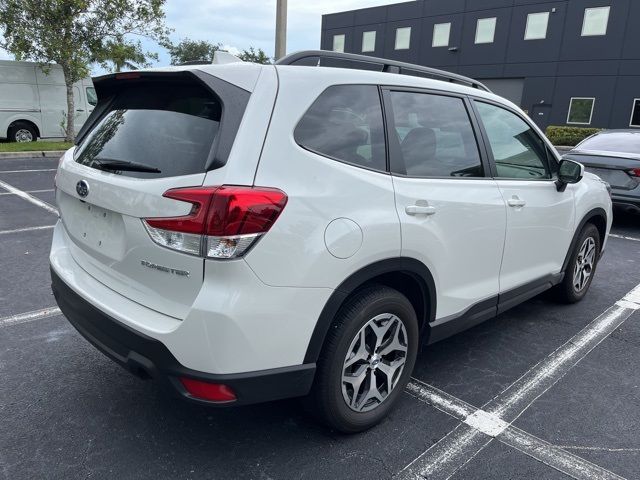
[0,306,61,328]
[0,179,58,215]
[0,168,57,173]
[404,381,625,480]
[0,225,55,235]
[400,282,640,480]
[0,188,54,196]
[609,233,640,243]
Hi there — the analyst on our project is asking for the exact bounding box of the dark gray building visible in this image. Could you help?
[320,0,640,131]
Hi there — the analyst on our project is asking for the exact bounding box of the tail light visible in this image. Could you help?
[143,185,287,259]
[628,168,640,178]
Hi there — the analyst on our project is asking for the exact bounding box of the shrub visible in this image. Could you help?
[545,126,603,147]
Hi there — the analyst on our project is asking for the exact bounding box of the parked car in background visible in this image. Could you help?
[0,60,96,142]
[564,130,640,214]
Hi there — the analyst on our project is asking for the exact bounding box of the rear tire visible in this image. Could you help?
[555,223,601,304]
[309,285,419,433]
[8,122,37,143]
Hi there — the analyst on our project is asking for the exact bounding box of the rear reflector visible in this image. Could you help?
[179,377,237,402]
[143,185,287,259]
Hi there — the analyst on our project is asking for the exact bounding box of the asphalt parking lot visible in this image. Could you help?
[1,155,639,480]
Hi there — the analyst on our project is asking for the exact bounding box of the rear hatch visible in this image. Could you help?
[55,69,252,319]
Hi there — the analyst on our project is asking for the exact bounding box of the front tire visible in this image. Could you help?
[310,285,419,433]
[555,223,601,303]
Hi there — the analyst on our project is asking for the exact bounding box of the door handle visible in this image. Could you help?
[507,196,526,208]
[76,109,85,112]
[406,204,436,216]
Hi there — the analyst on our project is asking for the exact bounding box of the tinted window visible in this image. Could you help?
[476,102,551,179]
[578,132,640,155]
[389,91,483,178]
[295,85,386,171]
[86,87,97,106]
[75,82,220,179]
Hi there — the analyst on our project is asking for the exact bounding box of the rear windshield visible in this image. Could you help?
[578,132,640,156]
[74,82,221,178]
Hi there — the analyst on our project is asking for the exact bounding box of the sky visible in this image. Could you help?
[0,0,406,72]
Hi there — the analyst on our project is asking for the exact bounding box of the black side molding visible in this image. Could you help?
[428,273,564,344]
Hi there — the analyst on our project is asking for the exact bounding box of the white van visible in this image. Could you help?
[0,60,96,142]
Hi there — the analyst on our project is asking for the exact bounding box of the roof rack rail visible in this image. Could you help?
[275,50,491,92]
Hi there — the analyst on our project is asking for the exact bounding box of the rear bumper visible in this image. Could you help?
[51,268,316,406]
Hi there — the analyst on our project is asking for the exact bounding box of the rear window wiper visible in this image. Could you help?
[91,157,161,173]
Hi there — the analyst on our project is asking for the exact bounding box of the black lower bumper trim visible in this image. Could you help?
[51,268,316,406]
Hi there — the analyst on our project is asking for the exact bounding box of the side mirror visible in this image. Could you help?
[556,159,584,192]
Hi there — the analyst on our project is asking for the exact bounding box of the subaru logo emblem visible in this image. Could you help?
[76,180,89,198]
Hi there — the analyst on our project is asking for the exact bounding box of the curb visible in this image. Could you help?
[0,151,66,160]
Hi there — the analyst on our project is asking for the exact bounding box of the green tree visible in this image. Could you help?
[0,0,169,141]
[238,47,271,65]
[93,36,158,73]
[164,38,221,65]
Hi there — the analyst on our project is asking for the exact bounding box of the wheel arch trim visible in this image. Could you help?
[561,207,608,273]
[303,257,436,364]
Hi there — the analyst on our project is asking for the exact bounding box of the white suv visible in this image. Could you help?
[50,51,612,433]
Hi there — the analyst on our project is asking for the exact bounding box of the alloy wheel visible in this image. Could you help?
[341,313,408,412]
[573,237,596,293]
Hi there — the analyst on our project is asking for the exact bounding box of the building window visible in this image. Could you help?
[395,27,411,50]
[630,99,640,128]
[581,6,610,37]
[475,17,497,44]
[362,31,376,52]
[524,12,550,40]
[432,22,451,47]
[567,98,596,125]
[332,34,345,52]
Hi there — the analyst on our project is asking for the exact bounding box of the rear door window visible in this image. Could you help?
[388,91,484,177]
[294,85,387,172]
[74,81,222,179]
